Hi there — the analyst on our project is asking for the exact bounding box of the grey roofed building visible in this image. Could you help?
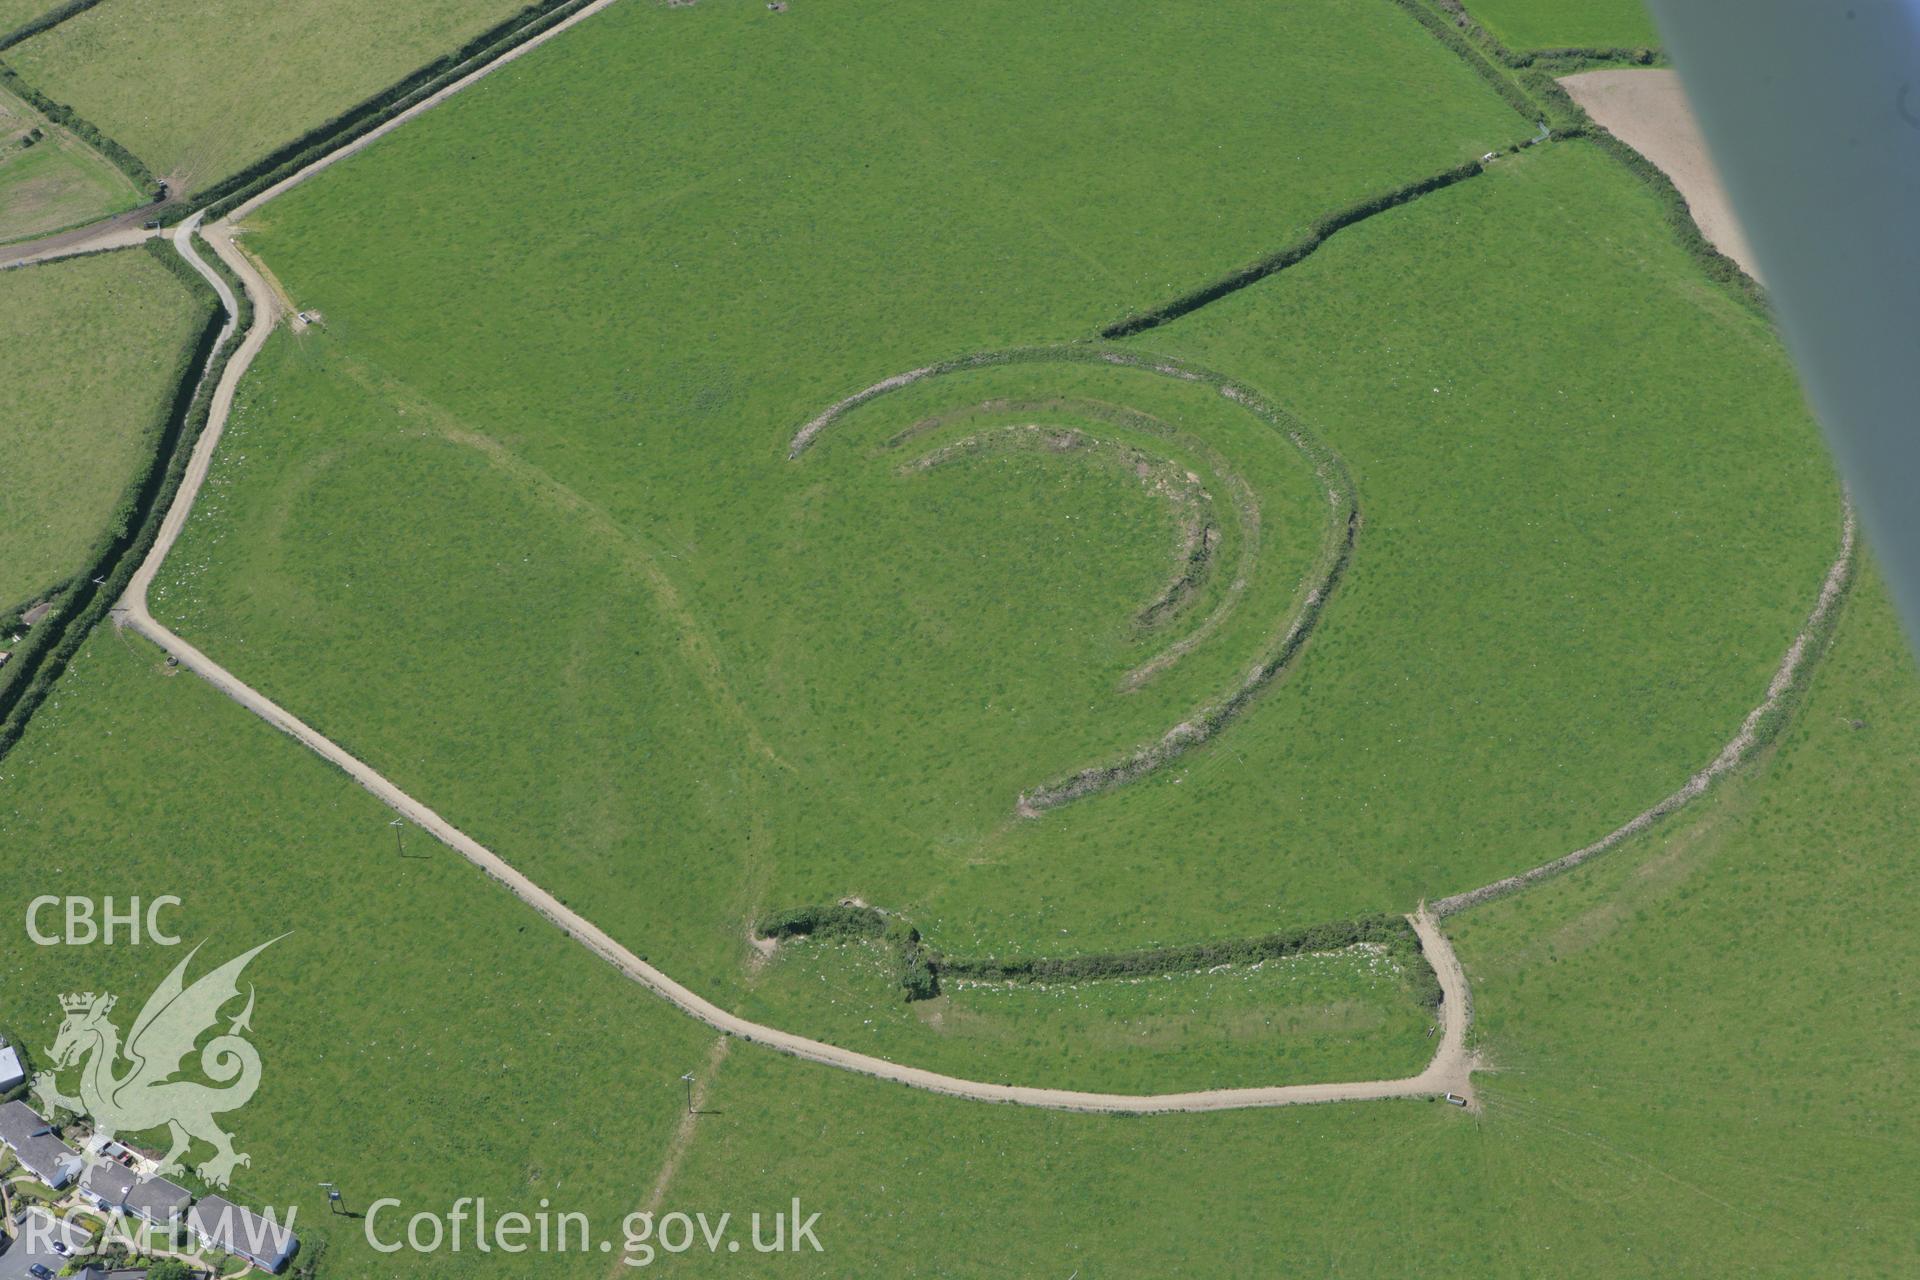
[0,1040,24,1091]
[0,1099,80,1188]
[123,1173,192,1226]
[187,1194,298,1274]
[79,1158,138,1209]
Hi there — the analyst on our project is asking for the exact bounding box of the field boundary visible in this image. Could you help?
[758,904,1443,1009]
[0,0,107,53]
[1434,502,1856,915]
[1101,158,1494,339]
[197,0,605,219]
[1400,0,1764,313]
[0,59,155,194]
[0,241,225,757]
[1432,0,1663,67]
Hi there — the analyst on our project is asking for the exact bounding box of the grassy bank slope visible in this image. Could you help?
[0,246,210,608]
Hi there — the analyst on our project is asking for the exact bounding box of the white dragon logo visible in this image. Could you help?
[32,938,281,1188]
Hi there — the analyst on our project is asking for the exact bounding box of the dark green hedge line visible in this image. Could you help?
[757,906,1441,1008]
[1516,46,1661,69]
[0,237,218,625]
[1588,120,1765,305]
[0,60,155,193]
[938,913,1422,989]
[1385,0,1538,121]
[1102,158,1485,339]
[194,0,593,220]
[1427,0,1659,69]
[757,903,890,941]
[0,240,232,760]
[1400,0,1763,315]
[0,0,107,53]
[756,904,936,998]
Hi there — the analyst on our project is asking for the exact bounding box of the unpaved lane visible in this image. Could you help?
[1560,68,1761,281]
[0,218,160,270]
[109,18,1477,1114]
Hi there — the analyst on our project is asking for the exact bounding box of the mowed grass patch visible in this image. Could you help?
[2,0,529,193]
[0,83,144,242]
[1463,0,1660,51]
[909,139,1839,954]
[653,577,1916,1278]
[735,935,1434,1094]
[155,0,1529,991]
[0,630,716,1278]
[0,246,211,608]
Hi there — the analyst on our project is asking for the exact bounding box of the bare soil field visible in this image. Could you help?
[1559,68,1761,281]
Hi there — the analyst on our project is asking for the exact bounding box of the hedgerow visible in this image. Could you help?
[1383,0,1537,121]
[1395,0,1763,315]
[0,0,107,54]
[1101,159,1488,339]
[196,0,597,221]
[0,238,237,760]
[0,59,155,193]
[758,905,1442,1008]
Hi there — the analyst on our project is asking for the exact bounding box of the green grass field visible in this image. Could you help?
[0,630,715,1277]
[737,933,1434,1094]
[157,116,1836,1018]
[0,0,54,31]
[647,573,1916,1277]
[0,83,144,243]
[2,0,528,193]
[0,246,211,609]
[1463,0,1660,51]
[0,0,1903,1274]
[150,0,1538,1002]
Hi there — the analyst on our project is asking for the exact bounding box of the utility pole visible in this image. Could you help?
[391,816,406,859]
[680,1072,696,1115]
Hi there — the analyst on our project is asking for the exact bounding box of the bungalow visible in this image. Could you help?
[79,1158,138,1211]
[124,1173,193,1229]
[0,1038,24,1091]
[0,1098,81,1188]
[188,1194,298,1275]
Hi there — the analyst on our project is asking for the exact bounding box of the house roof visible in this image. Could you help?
[0,1042,24,1087]
[0,1098,50,1145]
[189,1194,297,1265]
[124,1173,192,1222]
[0,1100,79,1186]
[80,1158,138,1204]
